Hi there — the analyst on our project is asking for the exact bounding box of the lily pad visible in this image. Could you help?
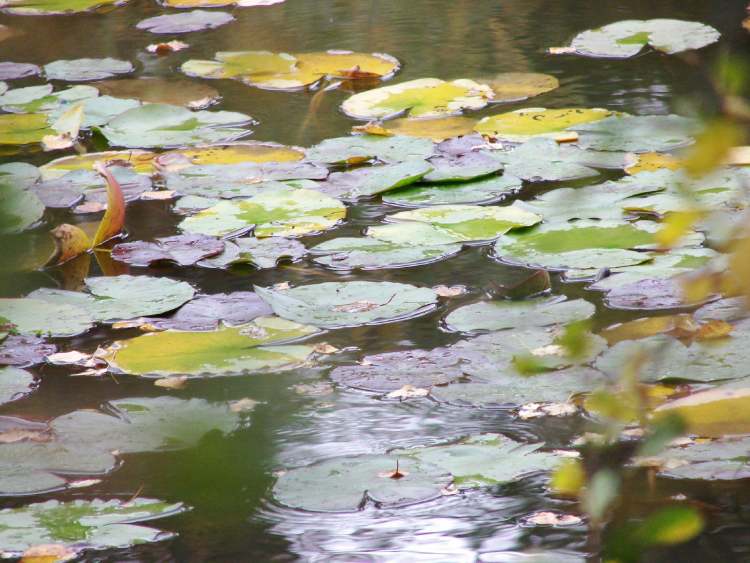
[565,19,720,59]
[33,166,151,209]
[183,50,400,91]
[254,281,438,328]
[572,115,697,152]
[314,160,432,200]
[370,204,542,244]
[492,220,658,271]
[28,275,195,323]
[102,317,317,377]
[603,278,690,310]
[444,297,595,333]
[161,0,283,6]
[0,335,56,367]
[136,10,234,34]
[482,72,559,103]
[329,348,467,392]
[0,498,186,557]
[198,237,307,269]
[0,0,127,15]
[0,298,93,337]
[0,366,35,405]
[643,436,750,480]
[0,84,98,114]
[43,58,134,82]
[111,234,224,267]
[393,434,560,488]
[93,77,220,108]
[382,174,523,207]
[40,149,157,178]
[306,134,435,165]
[371,116,477,141]
[99,103,255,148]
[0,62,40,80]
[474,107,615,142]
[0,113,54,145]
[311,237,461,270]
[0,181,44,234]
[179,185,345,237]
[341,78,493,120]
[139,291,272,331]
[422,151,503,183]
[273,454,451,512]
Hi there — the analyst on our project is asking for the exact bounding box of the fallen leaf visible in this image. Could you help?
[385,384,430,399]
[140,190,176,200]
[92,162,126,247]
[331,300,380,313]
[524,511,583,526]
[432,285,467,297]
[46,351,96,366]
[696,319,733,340]
[45,224,92,266]
[229,398,261,413]
[312,343,339,354]
[0,429,51,444]
[146,40,190,54]
[518,402,578,419]
[73,201,106,214]
[292,382,334,396]
[21,544,77,563]
[351,122,393,137]
[547,46,577,55]
[154,376,188,389]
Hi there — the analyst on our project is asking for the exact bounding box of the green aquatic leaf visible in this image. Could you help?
[311,237,461,270]
[102,317,317,377]
[641,435,750,480]
[136,10,234,34]
[0,366,35,405]
[475,107,615,141]
[444,297,595,333]
[565,19,720,59]
[111,234,224,267]
[0,178,44,234]
[0,498,185,557]
[306,134,435,165]
[315,159,432,200]
[43,58,133,82]
[382,174,522,207]
[274,454,451,513]
[178,185,346,237]
[28,275,195,323]
[422,151,503,183]
[33,166,152,209]
[199,236,307,269]
[573,115,698,152]
[99,103,255,148]
[255,281,438,328]
[492,220,659,271]
[0,298,93,337]
[0,0,128,15]
[0,113,54,145]
[341,78,493,120]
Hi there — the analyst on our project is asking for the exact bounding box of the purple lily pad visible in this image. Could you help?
[136,10,235,34]
[111,234,225,267]
[143,292,273,331]
[604,278,706,310]
[0,62,40,80]
[0,335,56,367]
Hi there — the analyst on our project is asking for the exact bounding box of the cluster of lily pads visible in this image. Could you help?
[0,7,746,557]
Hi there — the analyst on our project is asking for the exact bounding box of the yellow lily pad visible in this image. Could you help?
[355,116,477,141]
[625,152,682,175]
[0,113,54,145]
[0,0,127,15]
[474,107,616,141]
[341,78,494,120]
[40,150,156,179]
[480,72,559,103]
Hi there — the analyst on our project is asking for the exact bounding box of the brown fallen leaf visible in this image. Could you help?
[68,478,102,488]
[332,65,383,80]
[21,544,77,563]
[352,121,393,137]
[547,46,577,55]
[45,224,92,267]
[331,300,380,313]
[432,285,467,298]
[292,382,334,396]
[518,401,578,419]
[312,343,339,355]
[229,398,262,413]
[92,162,126,247]
[73,201,107,214]
[140,190,176,200]
[146,40,189,55]
[154,376,188,389]
[696,319,733,340]
[0,429,51,444]
[524,511,583,526]
[378,460,408,480]
[385,385,430,400]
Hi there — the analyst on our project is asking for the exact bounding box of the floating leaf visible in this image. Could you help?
[183,50,399,91]
[475,107,615,142]
[43,58,133,82]
[28,275,195,323]
[341,78,493,120]
[572,115,698,153]
[0,0,127,14]
[604,278,690,310]
[198,237,307,269]
[329,348,467,392]
[136,10,234,33]
[273,454,451,512]
[315,160,432,200]
[0,113,54,145]
[0,335,55,367]
[160,0,282,7]
[311,237,461,270]
[0,181,44,234]
[481,72,559,103]
[422,151,502,183]
[99,103,255,148]
[91,162,125,246]
[367,116,477,141]
[111,234,224,266]
[102,317,317,377]
[0,366,35,405]
[306,134,434,165]
[93,77,220,108]
[642,436,750,480]
[40,150,157,179]
[0,62,39,80]
[255,281,438,328]
[626,152,682,175]
[444,297,595,333]
[392,434,560,488]
[383,174,523,207]
[0,299,93,337]
[33,166,151,209]
[492,220,658,271]
[0,498,185,557]
[564,19,720,59]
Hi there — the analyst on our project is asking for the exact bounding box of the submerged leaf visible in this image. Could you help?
[43,58,133,82]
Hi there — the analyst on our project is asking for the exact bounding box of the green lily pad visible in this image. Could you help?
[0,84,100,117]
[432,366,608,408]
[99,103,255,148]
[329,348,467,392]
[0,180,44,234]
[0,298,93,337]
[382,174,523,207]
[315,159,432,200]
[198,237,307,269]
[444,297,595,333]
[493,138,629,182]
[273,454,452,512]
[342,78,493,120]
[565,19,720,59]
[111,234,225,267]
[48,95,141,128]
[255,281,438,328]
[492,220,659,271]
[0,366,35,405]
[642,436,750,480]
[0,498,186,557]
[28,275,195,323]
[0,113,54,145]
[370,204,542,244]
[392,434,560,488]
[0,0,127,15]
[572,115,697,153]
[136,10,234,34]
[306,134,435,165]
[474,107,615,142]
[183,50,399,91]
[311,237,461,270]
[595,320,750,383]
[102,317,317,377]
[33,167,152,209]
[422,151,503,183]
[178,186,346,237]
[44,58,133,82]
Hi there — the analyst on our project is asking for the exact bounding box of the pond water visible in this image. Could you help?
[1,0,750,561]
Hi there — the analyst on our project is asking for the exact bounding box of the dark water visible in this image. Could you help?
[2,1,750,561]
